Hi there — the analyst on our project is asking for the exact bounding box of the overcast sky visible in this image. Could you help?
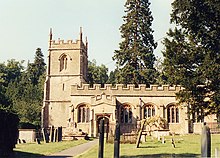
[0,0,173,71]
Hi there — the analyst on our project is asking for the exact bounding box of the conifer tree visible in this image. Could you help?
[113,0,157,86]
[163,0,220,119]
[27,48,46,85]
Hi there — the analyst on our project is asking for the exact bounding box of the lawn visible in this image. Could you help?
[13,139,88,158]
[76,134,220,158]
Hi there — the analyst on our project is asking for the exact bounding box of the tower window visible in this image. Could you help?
[60,54,68,71]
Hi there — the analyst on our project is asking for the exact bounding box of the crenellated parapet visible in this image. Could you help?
[49,39,87,50]
[48,28,88,51]
[71,84,184,97]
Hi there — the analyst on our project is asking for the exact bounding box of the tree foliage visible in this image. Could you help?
[163,0,220,118]
[27,48,46,85]
[87,60,108,87]
[113,0,157,86]
[0,60,24,110]
[0,48,46,128]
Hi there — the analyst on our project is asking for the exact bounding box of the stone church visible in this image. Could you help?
[42,29,216,137]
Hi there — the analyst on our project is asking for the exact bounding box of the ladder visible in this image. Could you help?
[136,119,146,148]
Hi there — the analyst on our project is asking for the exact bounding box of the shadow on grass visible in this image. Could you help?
[12,151,76,158]
[121,153,200,158]
[9,151,44,158]
[138,146,158,148]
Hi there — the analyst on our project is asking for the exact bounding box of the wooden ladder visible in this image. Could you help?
[136,119,146,148]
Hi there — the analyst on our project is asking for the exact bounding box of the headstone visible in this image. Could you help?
[98,119,104,158]
[58,127,62,142]
[162,136,165,144]
[50,126,55,142]
[158,136,160,141]
[45,129,50,143]
[215,147,219,158]
[42,128,46,143]
[36,138,41,144]
[201,123,211,157]
[54,129,58,142]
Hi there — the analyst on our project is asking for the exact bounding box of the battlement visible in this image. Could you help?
[49,39,86,50]
[71,84,183,97]
[51,39,80,45]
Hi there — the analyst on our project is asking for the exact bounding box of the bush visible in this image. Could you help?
[0,109,19,157]
[18,122,39,129]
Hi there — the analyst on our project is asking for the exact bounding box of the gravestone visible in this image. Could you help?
[58,127,62,142]
[36,138,41,144]
[50,126,55,142]
[215,147,219,158]
[201,123,211,157]
[54,129,58,142]
[114,120,120,158]
[162,136,165,144]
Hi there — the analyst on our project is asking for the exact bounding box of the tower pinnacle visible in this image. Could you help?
[49,28,53,48]
[79,27,83,41]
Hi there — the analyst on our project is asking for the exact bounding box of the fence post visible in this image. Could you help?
[201,123,211,157]
[98,119,104,158]
[114,120,120,158]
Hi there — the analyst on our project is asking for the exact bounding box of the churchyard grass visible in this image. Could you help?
[76,134,220,158]
[13,139,87,158]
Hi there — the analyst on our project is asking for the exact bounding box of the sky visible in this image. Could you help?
[0,0,173,71]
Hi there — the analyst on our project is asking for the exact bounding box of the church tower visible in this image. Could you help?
[42,28,88,127]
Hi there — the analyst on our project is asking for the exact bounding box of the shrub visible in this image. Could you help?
[0,109,19,157]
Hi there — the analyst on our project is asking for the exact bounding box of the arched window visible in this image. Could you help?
[120,104,132,124]
[78,104,90,123]
[143,104,155,119]
[167,104,179,123]
[60,54,68,71]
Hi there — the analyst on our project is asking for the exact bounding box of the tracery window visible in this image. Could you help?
[78,105,90,123]
[120,104,132,124]
[143,104,155,119]
[167,104,179,123]
[60,54,68,71]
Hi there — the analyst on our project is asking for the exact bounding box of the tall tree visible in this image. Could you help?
[163,0,220,120]
[27,48,46,85]
[5,49,46,128]
[0,63,10,109]
[0,60,24,110]
[113,0,157,86]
